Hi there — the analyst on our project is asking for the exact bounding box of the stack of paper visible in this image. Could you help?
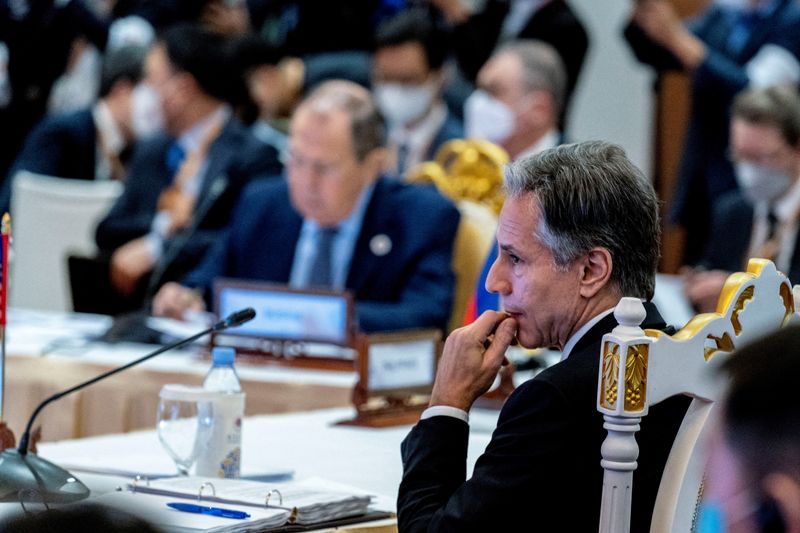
[128,476,373,526]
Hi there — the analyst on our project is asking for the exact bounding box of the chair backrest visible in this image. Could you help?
[405,139,507,331]
[597,258,800,533]
[10,171,123,311]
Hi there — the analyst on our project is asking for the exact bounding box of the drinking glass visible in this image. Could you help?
[157,385,215,476]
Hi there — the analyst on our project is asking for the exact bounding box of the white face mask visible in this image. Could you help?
[735,161,795,204]
[130,83,165,139]
[374,82,436,127]
[464,90,515,144]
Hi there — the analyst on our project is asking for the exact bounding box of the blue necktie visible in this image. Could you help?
[165,142,186,180]
[307,227,338,288]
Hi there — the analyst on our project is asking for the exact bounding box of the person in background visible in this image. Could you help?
[372,8,462,176]
[625,0,800,265]
[698,325,800,533]
[0,44,148,212]
[431,0,588,128]
[397,141,688,532]
[74,24,281,315]
[462,39,567,322]
[684,86,800,312]
[153,80,460,334]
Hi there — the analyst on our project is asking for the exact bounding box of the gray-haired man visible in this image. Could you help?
[398,141,689,532]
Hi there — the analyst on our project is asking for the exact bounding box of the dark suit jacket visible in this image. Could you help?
[0,108,98,212]
[398,303,689,532]
[700,190,800,282]
[183,177,460,333]
[451,0,589,121]
[95,115,282,286]
[423,111,464,163]
[624,0,800,263]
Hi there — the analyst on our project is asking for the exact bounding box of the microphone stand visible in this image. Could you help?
[0,307,256,504]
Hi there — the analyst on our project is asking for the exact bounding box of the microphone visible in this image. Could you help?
[0,307,256,503]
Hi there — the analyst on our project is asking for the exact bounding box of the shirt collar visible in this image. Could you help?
[177,105,230,154]
[515,129,561,161]
[561,307,616,361]
[93,101,125,155]
[773,176,800,221]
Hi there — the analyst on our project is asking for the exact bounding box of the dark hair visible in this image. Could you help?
[160,23,235,102]
[232,34,283,74]
[732,86,800,147]
[0,503,164,533]
[504,140,660,299]
[722,325,800,484]
[374,8,448,71]
[300,80,386,161]
[99,45,147,98]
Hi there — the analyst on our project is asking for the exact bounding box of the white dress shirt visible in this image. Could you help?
[92,101,125,181]
[747,177,800,274]
[389,102,448,175]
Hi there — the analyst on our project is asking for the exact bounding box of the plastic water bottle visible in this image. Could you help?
[195,347,245,478]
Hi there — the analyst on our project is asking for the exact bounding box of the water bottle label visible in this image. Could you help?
[195,392,245,478]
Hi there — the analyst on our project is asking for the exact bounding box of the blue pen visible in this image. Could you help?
[167,502,251,519]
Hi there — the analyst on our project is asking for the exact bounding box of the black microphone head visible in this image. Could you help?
[217,307,256,330]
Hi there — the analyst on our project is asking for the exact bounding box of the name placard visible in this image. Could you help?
[368,339,436,394]
[213,279,353,346]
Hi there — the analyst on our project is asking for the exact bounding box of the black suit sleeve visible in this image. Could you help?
[398,380,576,532]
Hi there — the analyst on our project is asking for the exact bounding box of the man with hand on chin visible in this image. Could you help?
[398,141,689,532]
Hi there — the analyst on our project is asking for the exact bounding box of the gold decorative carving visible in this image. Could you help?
[624,344,648,411]
[405,139,508,214]
[704,332,735,361]
[730,286,754,335]
[600,342,620,409]
[780,282,794,324]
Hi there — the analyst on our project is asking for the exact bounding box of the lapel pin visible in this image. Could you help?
[370,234,392,256]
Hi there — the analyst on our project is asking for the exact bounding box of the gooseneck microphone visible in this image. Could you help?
[0,307,256,503]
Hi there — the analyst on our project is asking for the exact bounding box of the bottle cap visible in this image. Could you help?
[211,346,235,365]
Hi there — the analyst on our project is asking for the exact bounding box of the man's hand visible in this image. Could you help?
[683,268,730,313]
[152,282,206,320]
[429,311,518,412]
[110,237,156,296]
[632,0,706,70]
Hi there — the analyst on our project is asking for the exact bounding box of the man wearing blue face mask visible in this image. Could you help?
[684,86,800,312]
[372,9,463,176]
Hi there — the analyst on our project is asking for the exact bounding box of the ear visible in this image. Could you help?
[362,147,389,180]
[763,472,800,533]
[577,247,613,299]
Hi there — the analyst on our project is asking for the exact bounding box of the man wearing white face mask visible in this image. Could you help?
[463,39,565,161]
[684,86,800,312]
[0,44,148,213]
[372,9,463,176]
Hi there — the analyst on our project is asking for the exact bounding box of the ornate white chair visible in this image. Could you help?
[597,258,800,532]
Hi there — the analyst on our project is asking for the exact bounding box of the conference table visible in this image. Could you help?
[3,309,356,443]
[25,407,501,532]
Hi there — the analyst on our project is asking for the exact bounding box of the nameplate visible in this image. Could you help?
[214,279,354,346]
[368,339,436,395]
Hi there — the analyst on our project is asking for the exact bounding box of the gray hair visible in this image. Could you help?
[505,141,660,299]
[299,80,386,160]
[496,39,567,116]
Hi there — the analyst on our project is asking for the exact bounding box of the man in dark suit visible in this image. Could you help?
[0,45,147,212]
[432,0,588,127]
[153,80,460,333]
[685,86,800,312]
[372,9,463,176]
[397,141,688,532]
[625,0,800,264]
[83,24,281,314]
